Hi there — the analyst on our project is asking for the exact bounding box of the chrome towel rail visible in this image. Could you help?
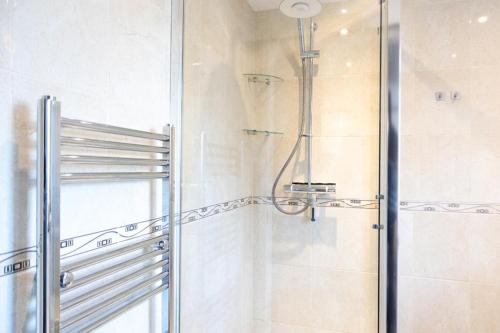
[36,95,175,333]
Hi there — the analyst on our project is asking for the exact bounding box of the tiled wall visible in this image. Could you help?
[399,0,500,332]
[251,1,382,332]
[0,1,170,332]
[180,0,255,332]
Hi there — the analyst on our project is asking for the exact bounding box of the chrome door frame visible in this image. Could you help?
[379,0,400,332]
[169,0,184,332]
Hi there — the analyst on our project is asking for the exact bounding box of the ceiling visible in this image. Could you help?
[246,0,283,11]
[247,0,344,12]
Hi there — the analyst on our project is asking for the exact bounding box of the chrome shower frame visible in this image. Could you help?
[379,0,401,332]
[169,0,184,331]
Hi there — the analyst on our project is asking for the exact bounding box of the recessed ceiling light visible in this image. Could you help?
[341,8,348,14]
[346,62,352,67]
[478,16,488,23]
[340,28,349,36]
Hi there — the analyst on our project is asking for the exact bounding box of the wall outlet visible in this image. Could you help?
[435,91,445,101]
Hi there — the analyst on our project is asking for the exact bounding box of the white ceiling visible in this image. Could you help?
[246,0,282,11]
[247,0,345,12]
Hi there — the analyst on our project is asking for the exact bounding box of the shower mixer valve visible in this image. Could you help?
[283,182,336,222]
[302,49,320,59]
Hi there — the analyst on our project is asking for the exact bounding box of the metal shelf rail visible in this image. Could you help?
[36,96,175,333]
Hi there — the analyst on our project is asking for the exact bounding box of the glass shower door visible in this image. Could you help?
[179,0,385,332]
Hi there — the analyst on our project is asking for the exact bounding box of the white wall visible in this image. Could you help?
[0,1,171,332]
[399,0,500,332]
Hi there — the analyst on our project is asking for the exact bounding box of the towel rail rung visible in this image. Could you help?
[61,136,169,153]
[61,155,169,166]
[61,117,169,141]
[61,172,169,182]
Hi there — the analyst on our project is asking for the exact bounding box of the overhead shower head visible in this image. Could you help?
[279,0,322,19]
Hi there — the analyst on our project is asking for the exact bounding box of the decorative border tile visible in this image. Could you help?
[180,197,253,224]
[254,196,379,209]
[400,201,500,215]
[0,195,376,278]
[0,216,170,279]
[0,247,37,278]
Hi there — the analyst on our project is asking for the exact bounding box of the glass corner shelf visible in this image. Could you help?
[243,73,283,85]
[243,129,284,136]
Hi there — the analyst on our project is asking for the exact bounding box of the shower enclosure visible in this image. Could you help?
[180,0,389,332]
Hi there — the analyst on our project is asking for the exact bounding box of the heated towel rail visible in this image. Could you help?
[36,96,176,332]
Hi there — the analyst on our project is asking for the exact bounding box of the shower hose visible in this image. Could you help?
[271,58,309,215]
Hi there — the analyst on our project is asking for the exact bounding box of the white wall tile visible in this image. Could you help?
[399,212,470,281]
[470,283,500,332]
[398,277,471,333]
[310,268,378,332]
[271,264,313,327]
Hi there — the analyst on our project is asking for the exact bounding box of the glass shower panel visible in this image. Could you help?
[253,1,382,332]
[181,0,383,332]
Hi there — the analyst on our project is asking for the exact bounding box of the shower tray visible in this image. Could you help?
[284,182,336,194]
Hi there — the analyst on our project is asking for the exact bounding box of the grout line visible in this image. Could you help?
[271,262,379,276]
[399,274,471,284]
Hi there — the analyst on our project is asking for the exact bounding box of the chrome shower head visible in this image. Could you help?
[279,0,322,19]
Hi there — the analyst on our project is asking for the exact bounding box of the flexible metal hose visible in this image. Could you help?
[271,58,309,215]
